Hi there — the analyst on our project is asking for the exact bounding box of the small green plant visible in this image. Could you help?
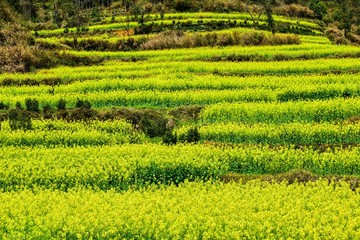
[43,103,53,119]
[15,101,22,109]
[25,98,39,112]
[75,99,92,109]
[8,108,32,131]
[162,130,177,145]
[139,111,167,138]
[179,127,201,143]
[0,102,9,110]
[57,99,66,110]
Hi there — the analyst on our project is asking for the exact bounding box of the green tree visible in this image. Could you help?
[333,0,359,37]
[244,0,282,34]
[309,0,327,20]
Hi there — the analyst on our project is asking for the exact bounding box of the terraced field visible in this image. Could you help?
[1,12,360,238]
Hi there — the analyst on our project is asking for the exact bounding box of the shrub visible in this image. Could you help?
[42,77,62,86]
[8,108,32,131]
[25,98,40,112]
[348,33,360,45]
[15,101,22,109]
[269,34,301,45]
[141,30,300,50]
[99,108,172,138]
[162,130,177,145]
[169,106,204,120]
[42,103,53,119]
[0,101,9,110]
[0,45,37,73]
[179,127,201,143]
[65,108,97,122]
[174,0,194,12]
[274,4,314,18]
[57,99,66,110]
[76,39,111,51]
[75,99,92,109]
[139,110,168,138]
[325,27,352,45]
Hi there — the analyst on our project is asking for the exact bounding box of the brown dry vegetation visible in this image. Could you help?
[140,30,300,50]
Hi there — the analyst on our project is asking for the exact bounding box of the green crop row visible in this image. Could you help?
[1,55,359,84]
[0,89,273,108]
[1,73,360,108]
[181,122,360,145]
[0,120,144,147]
[1,89,359,109]
[2,144,360,191]
[0,181,359,239]
[3,73,359,95]
[103,12,320,28]
[66,43,360,62]
[35,12,320,37]
[201,98,360,124]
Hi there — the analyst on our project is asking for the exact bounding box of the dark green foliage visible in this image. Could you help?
[35,52,104,69]
[42,77,61,86]
[0,102,10,110]
[8,108,32,131]
[15,101,22,109]
[101,108,168,138]
[0,77,61,87]
[139,111,167,138]
[57,99,66,110]
[25,98,39,112]
[42,103,53,119]
[309,0,327,20]
[179,127,201,143]
[65,108,96,122]
[169,105,204,120]
[342,89,353,99]
[174,0,195,12]
[162,130,177,145]
[75,99,92,109]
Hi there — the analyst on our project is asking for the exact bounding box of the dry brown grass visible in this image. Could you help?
[140,30,300,50]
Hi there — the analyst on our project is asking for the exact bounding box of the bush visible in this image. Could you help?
[8,109,32,131]
[139,110,168,138]
[274,4,314,18]
[75,39,111,51]
[0,45,37,73]
[65,108,97,122]
[43,104,54,119]
[15,101,22,109]
[174,0,194,12]
[75,99,92,109]
[57,99,66,110]
[25,98,40,112]
[0,102,9,110]
[202,0,244,13]
[162,130,177,145]
[324,26,355,45]
[348,33,360,45]
[99,108,171,138]
[169,106,204,120]
[179,127,201,143]
[141,30,300,50]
